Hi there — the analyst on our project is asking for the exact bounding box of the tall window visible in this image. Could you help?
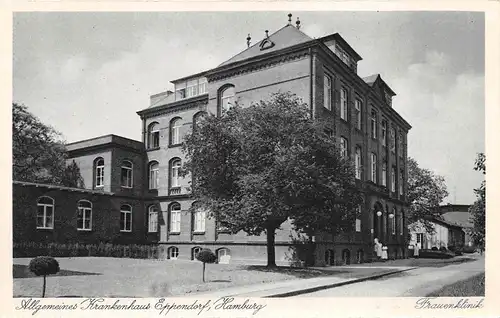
[391,167,396,192]
[355,205,362,232]
[77,200,92,231]
[36,196,54,229]
[370,153,377,183]
[147,122,160,149]
[391,210,396,235]
[193,207,207,233]
[170,203,181,233]
[399,170,404,195]
[355,147,362,180]
[340,88,348,120]
[220,85,235,114]
[340,137,348,158]
[95,158,104,188]
[198,78,208,95]
[400,211,404,235]
[324,74,332,110]
[390,127,396,153]
[148,205,158,233]
[398,132,404,157]
[355,99,362,130]
[382,161,387,187]
[121,160,133,188]
[170,118,182,145]
[149,161,159,190]
[170,159,181,188]
[120,204,132,232]
[186,79,199,98]
[370,109,377,139]
[381,120,387,147]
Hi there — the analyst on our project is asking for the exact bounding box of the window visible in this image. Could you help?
[77,200,92,231]
[391,209,396,235]
[382,161,387,187]
[198,78,208,95]
[370,109,377,139]
[170,203,181,233]
[324,74,332,110]
[220,85,235,114]
[36,196,54,229]
[381,120,387,147]
[398,132,404,157]
[170,118,182,145]
[355,219,361,232]
[193,207,206,233]
[170,159,181,188]
[192,246,202,260]
[399,170,404,195]
[193,111,207,132]
[217,248,231,264]
[355,147,362,180]
[340,137,348,158]
[149,161,159,190]
[390,127,396,152]
[147,122,160,149]
[340,88,348,120]
[391,167,396,192]
[121,160,133,188]
[400,211,404,235]
[174,77,207,101]
[95,158,104,188]
[148,205,158,233]
[370,153,377,183]
[168,246,179,259]
[416,233,423,244]
[186,79,199,98]
[355,205,362,233]
[355,99,362,130]
[120,205,132,232]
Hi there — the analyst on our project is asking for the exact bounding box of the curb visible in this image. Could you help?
[264,267,416,298]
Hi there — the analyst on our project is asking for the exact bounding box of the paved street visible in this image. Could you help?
[295,255,485,297]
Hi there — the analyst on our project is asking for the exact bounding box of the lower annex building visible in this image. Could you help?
[13,15,412,266]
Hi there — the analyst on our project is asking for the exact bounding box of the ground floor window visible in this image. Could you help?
[325,249,335,266]
[217,248,231,264]
[342,249,351,265]
[192,246,202,260]
[168,246,179,259]
[356,249,364,264]
[120,204,132,232]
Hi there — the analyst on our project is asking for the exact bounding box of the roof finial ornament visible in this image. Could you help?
[288,13,292,25]
[265,30,269,38]
[296,17,301,29]
[246,33,251,48]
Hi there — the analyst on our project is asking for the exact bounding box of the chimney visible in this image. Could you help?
[246,34,251,48]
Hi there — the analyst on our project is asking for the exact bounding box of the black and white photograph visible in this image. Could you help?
[9,8,492,309]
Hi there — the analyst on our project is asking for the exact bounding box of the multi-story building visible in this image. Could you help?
[13,15,411,266]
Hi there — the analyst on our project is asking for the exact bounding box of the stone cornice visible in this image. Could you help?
[136,94,208,120]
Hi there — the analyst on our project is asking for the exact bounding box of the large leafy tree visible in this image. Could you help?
[182,92,362,267]
[407,157,449,232]
[12,103,84,187]
[469,153,485,250]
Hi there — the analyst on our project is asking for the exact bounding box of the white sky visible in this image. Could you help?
[12,11,485,205]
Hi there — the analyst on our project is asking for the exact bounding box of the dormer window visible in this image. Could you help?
[385,91,392,107]
[174,77,208,101]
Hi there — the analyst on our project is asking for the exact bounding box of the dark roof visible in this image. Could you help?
[66,134,144,152]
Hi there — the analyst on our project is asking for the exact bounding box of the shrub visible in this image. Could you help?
[439,246,448,252]
[431,246,438,251]
[29,256,60,297]
[195,248,217,282]
[419,249,455,259]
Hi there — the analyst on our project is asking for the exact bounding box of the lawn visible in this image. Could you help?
[13,257,395,298]
[427,272,485,297]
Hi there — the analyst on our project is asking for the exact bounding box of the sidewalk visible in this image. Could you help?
[190,266,415,298]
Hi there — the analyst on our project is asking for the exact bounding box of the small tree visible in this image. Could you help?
[469,153,485,252]
[195,248,217,283]
[29,256,60,297]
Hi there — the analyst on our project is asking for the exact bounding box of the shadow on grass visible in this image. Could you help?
[243,265,350,279]
[13,264,101,279]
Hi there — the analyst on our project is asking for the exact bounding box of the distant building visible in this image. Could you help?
[13,15,411,266]
[408,204,474,250]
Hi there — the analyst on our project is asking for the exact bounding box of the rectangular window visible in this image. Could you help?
[355,99,362,130]
[170,211,181,232]
[370,109,377,139]
[340,137,348,158]
[398,132,404,157]
[340,88,348,120]
[149,211,158,233]
[149,166,159,189]
[381,120,387,147]
[400,213,404,235]
[370,153,377,183]
[355,219,361,232]
[37,204,54,229]
[391,215,396,235]
[382,162,387,186]
[194,210,206,232]
[121,167,133,188]
[391,167,396,192]
[120,211,132,232]
[355,147,362,180]
[390,127,396,153]
[186,79,199,98]
[171,162,180,188]
[96,166,104,187]
[198,78,208,95]
[77,206,92,230]
[324,74,332,110]
[399,171,404,195]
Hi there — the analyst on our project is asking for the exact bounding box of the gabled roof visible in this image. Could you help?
[218,24,313,67]
[362,74,396,96]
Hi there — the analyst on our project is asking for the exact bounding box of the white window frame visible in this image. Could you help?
[77,200,92,231]
[355,147,362,180]
[148,123,160,149]
[370,153,377,183]
[120,205,132,232]
[186,79,199,98]
[168,246,179,259]
[95,158,104,188]
[221,86,235,113]
[170,118,182,145]
[324,74,332,110]
[355,99,362,130]
[370,110,377,139]
[121,160,133,188]
[170,204,181,233]
[382,161,387,187]
[36,196,54,229]
[170,159,181,188]
[198,78,208,95]
[340,137,348,158]
[192,247,202,260]
[340,88,348,120]
[148,205,158,233]
[149,162,159,190]
[193,208,206,233]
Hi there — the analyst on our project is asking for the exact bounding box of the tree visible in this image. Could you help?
[195,248,217,282]
[407,157,449,232]
[469,153,485,251]
[12,103,84,187]
[28,256,60,297]
[182,92,362,267]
